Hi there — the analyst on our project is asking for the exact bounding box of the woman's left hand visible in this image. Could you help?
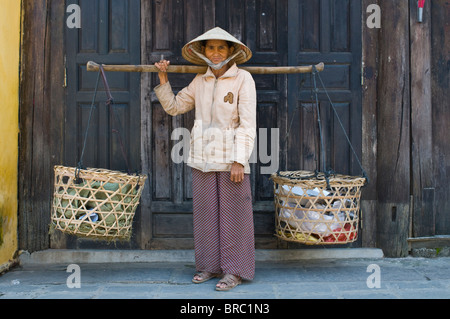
[230,162,245,183]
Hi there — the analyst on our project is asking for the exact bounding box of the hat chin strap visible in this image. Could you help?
[190,45,246,70]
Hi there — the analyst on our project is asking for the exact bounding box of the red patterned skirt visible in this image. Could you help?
[192,168,255,280]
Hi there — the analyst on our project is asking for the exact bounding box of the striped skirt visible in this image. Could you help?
[192,168,255,280]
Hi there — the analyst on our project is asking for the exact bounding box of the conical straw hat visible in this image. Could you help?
[182,27,252,66]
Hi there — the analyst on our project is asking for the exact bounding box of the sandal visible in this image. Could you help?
[215,274,242,291]
[192,271,220,284]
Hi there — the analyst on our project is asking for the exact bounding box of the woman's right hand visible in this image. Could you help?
[154,59,170,84]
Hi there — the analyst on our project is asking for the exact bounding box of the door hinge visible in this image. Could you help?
[63,67,67,88]
[361,61,365,86]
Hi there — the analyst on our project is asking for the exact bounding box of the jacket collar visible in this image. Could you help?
[202,63,239,79]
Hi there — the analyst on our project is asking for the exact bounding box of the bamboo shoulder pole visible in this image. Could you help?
[86,61,324,74]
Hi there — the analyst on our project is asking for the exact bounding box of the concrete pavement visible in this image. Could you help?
[1,249,449,301]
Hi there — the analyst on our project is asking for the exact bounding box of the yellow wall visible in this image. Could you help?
[0,0,21,267]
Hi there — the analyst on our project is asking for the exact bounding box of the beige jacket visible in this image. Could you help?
[154,63,257,174]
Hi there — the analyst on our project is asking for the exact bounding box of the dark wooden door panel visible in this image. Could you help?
[61,0,141,248]
[288,0,362,177]
[66,0,140,171]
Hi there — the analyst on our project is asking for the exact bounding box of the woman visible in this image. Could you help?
[154,27,256,291]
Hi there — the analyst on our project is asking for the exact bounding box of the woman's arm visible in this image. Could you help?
[153,60,196,116]
[231,72,257,183]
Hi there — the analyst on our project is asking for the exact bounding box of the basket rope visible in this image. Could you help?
[272,66,368,245]
[77,70,101,174]
[314,65,368,183]
[51,67,146,240]
[77,65,131,174]
[281,66,369,185]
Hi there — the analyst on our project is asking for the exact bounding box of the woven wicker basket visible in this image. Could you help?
[51,165,147,240]
[271,170,366,245]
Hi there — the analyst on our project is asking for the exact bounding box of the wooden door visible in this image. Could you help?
[140,0,288,249]
[61,0,141,248]
[140,0,362,249]
[287,0,362,176]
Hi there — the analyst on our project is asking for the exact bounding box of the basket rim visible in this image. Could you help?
[271,170,366,186]
[274,232,358,245]
[54,165,147,184]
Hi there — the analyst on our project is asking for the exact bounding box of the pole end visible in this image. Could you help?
[87,61,99,72]
[316,62,325,72]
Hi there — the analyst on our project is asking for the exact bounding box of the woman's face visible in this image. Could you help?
[203,40,235,65]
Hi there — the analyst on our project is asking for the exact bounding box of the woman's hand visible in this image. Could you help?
[154,60,170,84]
[230,162,245,183]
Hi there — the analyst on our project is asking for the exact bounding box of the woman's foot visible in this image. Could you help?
[215,274,242,291]
[192,271,220,284]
